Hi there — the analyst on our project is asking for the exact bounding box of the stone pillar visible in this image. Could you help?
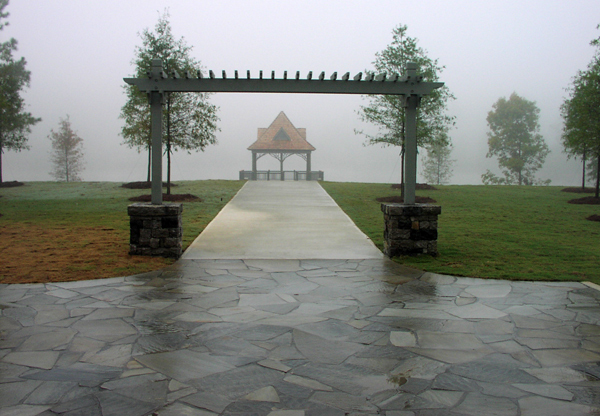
[381,203,441,257]
[128,203,183,258]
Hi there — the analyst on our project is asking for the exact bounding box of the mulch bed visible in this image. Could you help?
[121,181,177,189]
[0,181,24,188]
[391,183,437,190]
[376,195,437,204]
[129,193,201,202]
[587,214,600,222]
[561,187,595,194]
[568,196,600,205]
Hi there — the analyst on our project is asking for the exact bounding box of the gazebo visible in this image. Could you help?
[242,112,322,181]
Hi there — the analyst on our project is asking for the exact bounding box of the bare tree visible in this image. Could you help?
[49,116,84,182]
[421,135,455,185]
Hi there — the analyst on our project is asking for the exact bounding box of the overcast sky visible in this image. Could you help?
[3,0,599,185]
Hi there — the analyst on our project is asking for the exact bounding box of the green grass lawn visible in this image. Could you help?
[0,181,245,282]
[0,180,245,249]
[2,180,598,284]
[321,182,600,284]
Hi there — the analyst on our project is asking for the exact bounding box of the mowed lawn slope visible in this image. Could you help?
[0,181,244,283]
[321,182,600,284]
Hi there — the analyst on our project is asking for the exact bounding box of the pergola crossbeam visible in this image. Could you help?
[126,76,442,96]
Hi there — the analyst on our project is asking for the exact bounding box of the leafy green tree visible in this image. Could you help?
[356,24,454,193]
[0,0,41,183]
[49,116,84,182]
[421,134,455,185]
[482,93,550,186]
[561,30,600,197]
[120,11,219,193]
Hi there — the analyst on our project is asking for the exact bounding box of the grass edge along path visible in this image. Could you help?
[0,180,245,283]
[321,182,600,285]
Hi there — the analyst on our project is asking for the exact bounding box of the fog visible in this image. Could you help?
[3,0,598,185]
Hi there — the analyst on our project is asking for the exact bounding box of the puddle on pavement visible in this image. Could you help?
[399,280,438,296]
[388,373,409,387]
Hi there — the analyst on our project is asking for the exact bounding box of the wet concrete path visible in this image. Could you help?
[182,181,383,260]
[2,184,600,415]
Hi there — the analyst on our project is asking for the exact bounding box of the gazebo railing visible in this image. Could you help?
[239,170,324,181]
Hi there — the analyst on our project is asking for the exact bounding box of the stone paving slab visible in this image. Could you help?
[2,259,600,415]
[181,181,383,260]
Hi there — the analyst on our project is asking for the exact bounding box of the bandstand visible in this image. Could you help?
[240,112,322,181]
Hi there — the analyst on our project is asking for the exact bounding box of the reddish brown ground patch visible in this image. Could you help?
[121,181,176,189]
[0,181,24,188]
[587,214,600,222]
[562,187,595,194]
[568,196,600,205]
[128,194,201,202]
[376,195,437,204]
[0,223,172,284]
[391,183,437,190]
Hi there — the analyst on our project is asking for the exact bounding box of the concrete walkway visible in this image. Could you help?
[1,182,600,415]
[182,181,383,260]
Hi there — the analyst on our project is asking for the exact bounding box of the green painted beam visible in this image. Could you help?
[124,64,442,96]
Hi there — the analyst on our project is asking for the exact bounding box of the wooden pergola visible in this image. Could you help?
[124,61,443,205]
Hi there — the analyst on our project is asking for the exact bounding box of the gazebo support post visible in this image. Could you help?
[306,151,311,181]
[280,153,284,181]
[251,151,257,180]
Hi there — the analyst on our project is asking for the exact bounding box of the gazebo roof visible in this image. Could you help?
[248,111,316,152]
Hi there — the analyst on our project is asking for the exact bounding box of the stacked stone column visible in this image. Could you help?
[128,203,183,258]
[381,203,441,257]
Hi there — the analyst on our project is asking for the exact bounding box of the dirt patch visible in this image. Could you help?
[128,193,201,202]
[121,181,177,189]
[568,196,600,205]
[0,223,172,284]
[587,214,600,222]
[0,181,24,188]
[562,187,595,194]
[376,195,437,204]
[391,183,437,190]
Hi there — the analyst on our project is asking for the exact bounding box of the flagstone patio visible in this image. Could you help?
[1,182,600,415]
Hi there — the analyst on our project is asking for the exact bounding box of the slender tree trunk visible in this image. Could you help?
[582,148,587,191]
[436,152,441,185]
[400,148,405,199]
[167,142,171,195]
[147,144,151,183]
[0,140,3,184]
[596,154,600,198]
[65,148,69,182]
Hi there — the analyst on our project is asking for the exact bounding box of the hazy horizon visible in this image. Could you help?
[2,0,599,186]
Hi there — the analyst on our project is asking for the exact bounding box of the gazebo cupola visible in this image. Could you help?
[246,112,318,180]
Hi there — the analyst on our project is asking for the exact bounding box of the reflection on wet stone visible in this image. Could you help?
[2,258,600,415]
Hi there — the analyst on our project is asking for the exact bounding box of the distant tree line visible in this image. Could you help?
[2,4,597,192]
[561,25,600,198]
